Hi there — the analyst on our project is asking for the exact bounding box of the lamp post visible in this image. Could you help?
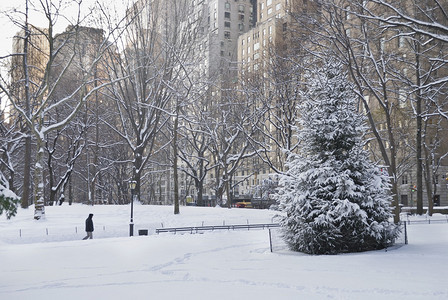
[128,180,137,236]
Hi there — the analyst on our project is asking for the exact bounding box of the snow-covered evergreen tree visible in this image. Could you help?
[0,174,20,219]
[276,59,399,254]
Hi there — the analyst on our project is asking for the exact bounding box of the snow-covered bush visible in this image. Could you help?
[276,59,399,254]
[0,183,20,219]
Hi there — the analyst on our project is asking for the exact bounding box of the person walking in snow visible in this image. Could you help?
[82,213,94,240]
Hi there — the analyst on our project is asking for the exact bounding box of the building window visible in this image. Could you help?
[225,2,230,10]
[239,5,245,13]
[402,175,408,185]
[276,3,281,11]
[238,23,244,31]
[225,21,231,28]
[224,31,231,39]
[268,8,272,14]
[225,12,230,19]
[239,14,244,21]
[267,0,272,5]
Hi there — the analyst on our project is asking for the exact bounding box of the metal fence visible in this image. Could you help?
[1,222,161,244]
[401,215,448,225]
[1,221,279,244]
[269,222,408,253]
[156,223,280,234]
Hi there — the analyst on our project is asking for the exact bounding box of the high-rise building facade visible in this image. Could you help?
[237,0,448,209]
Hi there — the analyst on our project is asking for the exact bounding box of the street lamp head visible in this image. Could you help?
[129,180,137,190]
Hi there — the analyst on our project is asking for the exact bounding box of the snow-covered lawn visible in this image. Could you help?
[0,204,447,300]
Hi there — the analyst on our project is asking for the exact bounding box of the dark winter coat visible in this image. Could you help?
[85,214,94,232]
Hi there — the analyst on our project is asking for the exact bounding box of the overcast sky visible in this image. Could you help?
[0,0,130,58]
[0,1,20,57]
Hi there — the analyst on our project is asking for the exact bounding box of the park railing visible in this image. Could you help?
[155,223,280,234]
[402,215,448,224]
[268,222,409,253]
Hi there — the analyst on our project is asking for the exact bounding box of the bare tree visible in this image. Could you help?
[290,0,446,222]
[345,0,448,215]
[177,91,214,207]
[98,0,205,213]
[0,0,119,219]
[205,84,263,208]
[44,121,85,205]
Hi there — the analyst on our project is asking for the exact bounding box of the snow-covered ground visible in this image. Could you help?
[0,204,447,300]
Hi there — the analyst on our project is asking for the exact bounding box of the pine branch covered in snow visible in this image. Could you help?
[0,181,20,219]
[276,59,400,254]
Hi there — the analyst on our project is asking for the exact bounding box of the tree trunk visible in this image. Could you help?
[173,114,180,214]
[422,118,434,216]
[225,176,232,209]
[415,41,424,215]
[68,175,73,205]
[423,151,433,216]
[22,136,31,208]
[196,184,203,207]
[33,138,45,219]
[21,1,31,209]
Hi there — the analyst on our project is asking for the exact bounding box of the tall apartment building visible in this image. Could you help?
[238,0,317,77]
[205,0,256,81]
[235,0,308,198]
[10,26,50,111]
[237,0,448,209]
